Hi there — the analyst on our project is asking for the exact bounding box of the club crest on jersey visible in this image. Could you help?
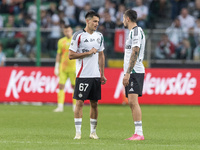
[125,45,131,49]
[78,93,83,98]
[97,38,101,44]
[131,82,134,87]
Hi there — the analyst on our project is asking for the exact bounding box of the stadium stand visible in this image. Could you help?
[0,0,199,68]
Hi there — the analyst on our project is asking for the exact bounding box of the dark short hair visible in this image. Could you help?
[124,9,137,22]
[64,25,71,29]
[85,10,100,19]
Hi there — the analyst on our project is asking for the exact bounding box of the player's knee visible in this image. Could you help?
[128,101,138,108]
[90,101,98,108]
[59,84,65,90]
[76,100,84,107]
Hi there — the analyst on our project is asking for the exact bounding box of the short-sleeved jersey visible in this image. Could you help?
[69,29,104,78]
[57,37,76,72]
[124,26,146,74]
[0,52,6,64]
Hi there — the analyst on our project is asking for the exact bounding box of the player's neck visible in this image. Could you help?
[65,36,71,39]
[84,27,94,34]
[128,22,137,31]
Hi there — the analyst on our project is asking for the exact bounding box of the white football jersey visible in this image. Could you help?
[69,29,104,78]
[124,26,146,74]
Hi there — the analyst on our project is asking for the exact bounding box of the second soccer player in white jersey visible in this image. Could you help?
[122,9,146,141]
[69,10,107,140]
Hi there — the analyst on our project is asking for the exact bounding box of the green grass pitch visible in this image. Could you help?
[0,104,200,150]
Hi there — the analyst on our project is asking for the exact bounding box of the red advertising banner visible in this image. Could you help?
[0,67,200,105]
[114,29,125,53]
[142,68,200,105]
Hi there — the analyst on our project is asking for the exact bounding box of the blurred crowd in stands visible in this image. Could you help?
[0,0,200,66]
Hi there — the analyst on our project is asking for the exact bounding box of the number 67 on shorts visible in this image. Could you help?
[73,78,101,101]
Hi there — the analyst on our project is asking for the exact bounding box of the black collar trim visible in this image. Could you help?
[132,26,138,29]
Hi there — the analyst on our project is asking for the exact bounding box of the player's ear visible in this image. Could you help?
[127,17,130,22]
[86,18,89,24]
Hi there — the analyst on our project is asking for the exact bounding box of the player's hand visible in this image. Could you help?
[123,73,130,87]
[101,76,107,85]
[89,48,98,55]
[54,62,59,76]
[54,67,59,76]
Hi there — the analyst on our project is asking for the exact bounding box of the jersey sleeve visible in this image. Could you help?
[69,32,81,52]
[2,54,6,61]
[131,28,141,48]
[57,39,62,54]
[99,33,105,52]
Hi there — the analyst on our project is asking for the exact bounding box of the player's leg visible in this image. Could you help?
[74,100,84,139]
[54,71,67,112]
[72,85,76,112]
[89,100,99,139]
[54,84,65,112]
[125,74,144,140]
[73,78,88,139]
[126,94,144,140]
[68,72,76,112]
[73,78,94,139]
[89,78,101,139]
[129,94,143,133]
[128,94,142,121]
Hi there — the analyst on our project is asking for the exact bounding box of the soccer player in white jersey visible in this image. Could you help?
[122,9,145,140]
[69,10,107,140]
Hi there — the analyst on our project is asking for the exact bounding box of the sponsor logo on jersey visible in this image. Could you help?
[133,39,138,44]
[90,39,95,42]
[84,39,89,42]
[82,49,89,53]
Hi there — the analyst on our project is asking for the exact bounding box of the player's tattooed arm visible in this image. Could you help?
[123,46,139,86]
[126,46,139,74]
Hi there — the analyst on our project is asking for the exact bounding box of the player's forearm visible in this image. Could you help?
[69,50,91,60]
[126,47,139,74]
[55,54,61,63]
[99,52,105,76]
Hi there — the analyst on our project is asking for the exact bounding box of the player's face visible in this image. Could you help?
[63,27,73,38]
[88,16,99,31]
[123,15,128,28]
